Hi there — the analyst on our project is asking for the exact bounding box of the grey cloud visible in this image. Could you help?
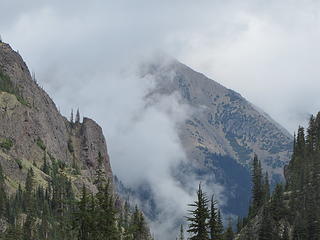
[1,0,320,239]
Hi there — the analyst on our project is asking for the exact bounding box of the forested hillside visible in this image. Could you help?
[237,112,320,239]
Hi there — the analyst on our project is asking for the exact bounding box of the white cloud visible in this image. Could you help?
[1,0,320,238]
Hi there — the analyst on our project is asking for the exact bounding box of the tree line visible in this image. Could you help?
[233,112,320,239]
[0,151,152,240]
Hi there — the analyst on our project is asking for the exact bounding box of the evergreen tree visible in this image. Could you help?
[187,183,210,240]
[223,218,234,240]
[0,153,153,240]
[216,210,224,240]
[5,225,22,240]
[42,151,49,174]
[94,152,106,191]
[296,126,306,156]
[178,224,184,240]
[70,109,74,123]
[236,216,243,234]
[270,184,284,221]
[258,206,273,240]
[293,214,307,240]
[24,168,35,216]
[75,109,80,123]
[281,225,289,240]
[0,163,7,217]
[23,213,35,240]
[209,195,218,240]
[76,185,91,240]
[251,154,263,216]
[263,172,270,203]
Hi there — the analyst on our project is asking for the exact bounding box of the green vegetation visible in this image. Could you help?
[237,112,320,239]
[186,184,226,240]
[0,138,13,151]
[67,138,74,153]
[15,158,23,169]
[0,70,29,106]
[36,137,46,151]
[0,156,152,240]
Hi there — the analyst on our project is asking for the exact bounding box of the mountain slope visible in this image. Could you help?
[0,42,152,239]
[237,113,320,240]
[0,42,113,193]
[142,57,293,216]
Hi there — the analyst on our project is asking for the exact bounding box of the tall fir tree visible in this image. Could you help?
[216,210,224,240]
[0,163,6,217]
[75,109,80,123]
[263,172,270,203]
[178,224,184,240]
[70,109,74,123]
[223,218,234,240]
[209,195,218,240]
[258,206,273,240]
[187,183,210,240]
[251,154,263,217]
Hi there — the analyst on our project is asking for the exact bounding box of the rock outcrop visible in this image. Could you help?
[0,42,112,193]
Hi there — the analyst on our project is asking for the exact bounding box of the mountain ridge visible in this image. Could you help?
[135,55,293,218]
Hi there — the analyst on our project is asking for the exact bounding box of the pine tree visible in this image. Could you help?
[178,224,184,240]
[5,224,22,240]
[216,210,224,239]
[223,218,234,240]
[76,185,91,240]
[293,214,307,240]
[251,154,263,216]
[263,172,270,203]
[281,225,289,240]
[236,216,243,234]
[95,182,119,240]
[187,183,210,240]
[209,195,218,240]
[94,152,106,190]
[23,213,34,240]
[25,168,35,213]
[39,201,50,239]
[296,126,306,156]
[75,109,80,123]
[270,184,284,221]
[0,163,7,217]
[42,152,49,174]
[258,206,273,240]
[23,171,36,240]
[70,109,74,123]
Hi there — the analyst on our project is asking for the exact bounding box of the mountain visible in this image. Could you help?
[0,41,112,193]
[138,57,293,217]
[0,42,152,239]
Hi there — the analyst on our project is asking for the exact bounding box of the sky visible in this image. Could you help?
[1,0,320,238]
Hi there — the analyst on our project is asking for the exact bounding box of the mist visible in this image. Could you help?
[1,0,320,238]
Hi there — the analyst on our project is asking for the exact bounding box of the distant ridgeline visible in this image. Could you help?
[236,112,320,240]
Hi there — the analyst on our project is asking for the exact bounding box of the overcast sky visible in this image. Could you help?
[2,0,320,238]
[1,0,320,133]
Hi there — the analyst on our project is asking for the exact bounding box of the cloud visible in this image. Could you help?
[2,0,320,238]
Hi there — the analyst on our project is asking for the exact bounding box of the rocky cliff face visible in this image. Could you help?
[140,58,293,216]
[0,42,112,193]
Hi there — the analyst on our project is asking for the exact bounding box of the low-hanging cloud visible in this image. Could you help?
[2,0,320,239]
